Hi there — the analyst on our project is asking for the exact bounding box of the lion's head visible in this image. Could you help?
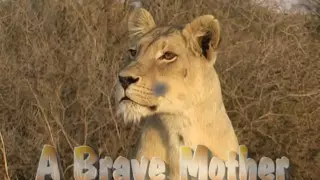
[115,8,223,123]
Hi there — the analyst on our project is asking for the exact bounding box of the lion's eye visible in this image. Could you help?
[128,49,137,58]
[161,52,177,61]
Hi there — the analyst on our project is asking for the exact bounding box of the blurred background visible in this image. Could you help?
[0,0,319,179]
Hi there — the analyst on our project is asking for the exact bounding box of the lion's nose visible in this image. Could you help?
[118,75,139,90]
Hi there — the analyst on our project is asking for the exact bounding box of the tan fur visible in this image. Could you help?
[115,8,239,179]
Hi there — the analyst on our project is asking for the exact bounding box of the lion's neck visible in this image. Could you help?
[146,91,231,139]
[142,90,238,160]
[162,93,228,131]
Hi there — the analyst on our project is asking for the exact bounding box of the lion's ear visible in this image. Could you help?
[182,15,221,65]
[128,8,156,41]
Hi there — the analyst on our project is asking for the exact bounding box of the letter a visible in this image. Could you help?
[35,144,63,180]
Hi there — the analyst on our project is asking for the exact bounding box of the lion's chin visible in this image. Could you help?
[116,100,152,124]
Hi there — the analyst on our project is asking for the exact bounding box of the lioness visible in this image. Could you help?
[115,8,239,179]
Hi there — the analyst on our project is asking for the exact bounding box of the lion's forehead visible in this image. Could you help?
[144,25,183,40]
[133,26,185,50]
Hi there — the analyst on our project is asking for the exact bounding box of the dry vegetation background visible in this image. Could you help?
[0,0,319,179]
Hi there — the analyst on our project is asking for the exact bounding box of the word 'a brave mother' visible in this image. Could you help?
[35,145,289,180]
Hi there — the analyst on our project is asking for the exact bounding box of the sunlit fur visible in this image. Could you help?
[114,8,239,179]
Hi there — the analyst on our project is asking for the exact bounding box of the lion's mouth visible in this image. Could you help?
[120,96,157,111]
[120,96,131,102]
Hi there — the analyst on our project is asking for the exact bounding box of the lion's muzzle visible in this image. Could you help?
[117,74,158,109]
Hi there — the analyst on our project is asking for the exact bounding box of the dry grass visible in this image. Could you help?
[0,0,319,179]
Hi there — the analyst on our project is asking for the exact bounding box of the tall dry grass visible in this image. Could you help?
[0,0,319,179]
